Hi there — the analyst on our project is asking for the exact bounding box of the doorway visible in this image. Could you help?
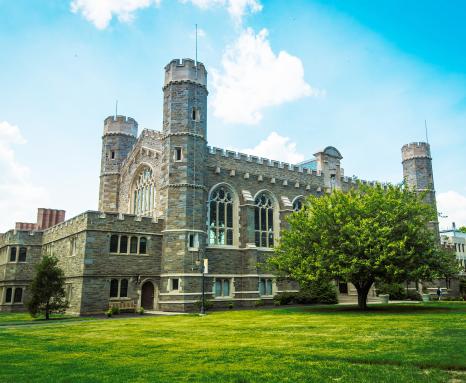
[141,281,155,310]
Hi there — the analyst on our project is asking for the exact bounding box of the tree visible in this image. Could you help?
[268,183,453,310]
[458,226,466,234]
[28,256,68,319]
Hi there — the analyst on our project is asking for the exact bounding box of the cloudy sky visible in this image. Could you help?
[0,0,465,232]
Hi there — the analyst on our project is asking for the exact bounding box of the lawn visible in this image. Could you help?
[0,303,465,383]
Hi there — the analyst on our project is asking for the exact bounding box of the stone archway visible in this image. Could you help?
[141,281,155,310]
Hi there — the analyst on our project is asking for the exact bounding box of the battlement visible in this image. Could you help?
[401,142,431,162]
[207,146,322,176]
[103,115,138,137]
[164,58,207,87]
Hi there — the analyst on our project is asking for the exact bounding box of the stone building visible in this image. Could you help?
[0,58,439,314]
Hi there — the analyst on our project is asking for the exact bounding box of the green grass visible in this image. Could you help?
[0,312,90,326]
[0,303,465,382]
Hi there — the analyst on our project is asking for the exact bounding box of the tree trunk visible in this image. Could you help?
[354,281,373,310]
[45,301,50,320]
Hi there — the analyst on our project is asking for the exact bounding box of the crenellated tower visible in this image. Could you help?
[98,115,138,212]
[401,142,439,234]
[160,58,208,277]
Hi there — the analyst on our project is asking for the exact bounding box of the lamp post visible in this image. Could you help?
[195,258,207,315]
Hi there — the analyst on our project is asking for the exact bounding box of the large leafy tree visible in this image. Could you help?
[458,226,466,234]
[28,256,68,319]
[268,183,454,310]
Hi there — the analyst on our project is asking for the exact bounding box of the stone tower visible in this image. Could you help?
[401,142,439,233]
[98,116,138,212]
[160,58,208,294]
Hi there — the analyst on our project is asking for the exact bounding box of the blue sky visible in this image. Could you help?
[0,0,465,231]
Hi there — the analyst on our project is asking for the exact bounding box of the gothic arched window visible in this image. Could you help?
[293,197,304,212]
[132,167,155,217]
[208,186,234,245]
[254,193,275,248]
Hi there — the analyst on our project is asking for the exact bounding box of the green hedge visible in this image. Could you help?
[274,281,337,305]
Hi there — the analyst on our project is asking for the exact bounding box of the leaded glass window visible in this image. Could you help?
[259,278,273,296]
[120,279,128,298]
[214,279,231,297]
[13,288,23,303]
[254,193,274,248]
[132,167,155,217]
[208,186,234,245]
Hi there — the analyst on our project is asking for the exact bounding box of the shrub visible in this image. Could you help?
[105,309,113,318]
[375,282,407,300]
[273,292,296,306]
[138,307,145,315]
[110,306,120,315]
[407,290,422,301]
[228,302,234,310]
[254,299,264,307]
[193,299,214,311]
[273,281,337,306]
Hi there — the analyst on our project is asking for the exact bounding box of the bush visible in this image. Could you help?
[193,299,214,311]
[105,309,113,318]
[138,307,145,315]
[228,302,234,310]
[375,282,407,300]
[110,306,120,315]
[442,296,464,302]
[254,299,264,307]
[273,281,337,306]
[406,290,422,301]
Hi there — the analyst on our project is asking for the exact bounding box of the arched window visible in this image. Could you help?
[292,197,304,212]
[208,186,234,245]
[132,167,155,217]
[13,288,23,303]
[110,279,119,298]
[110,235,119,253]
[254,193,274,248]
[119,236,128,253]
[9,247,16,262]
[130,237,138,254]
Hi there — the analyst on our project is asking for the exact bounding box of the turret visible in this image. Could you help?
[98,115,138,212]
[160,58,208,275]
[401,142,439,233]
[314,146,343,192]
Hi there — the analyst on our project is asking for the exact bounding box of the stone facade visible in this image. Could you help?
[0,58,440,314]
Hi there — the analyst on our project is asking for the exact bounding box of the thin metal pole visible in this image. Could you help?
[201,264,205,315]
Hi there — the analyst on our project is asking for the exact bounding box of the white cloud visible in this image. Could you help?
[70,0,160,29]
[231,132,305,164]
[71,0,260,29]
[211,28,322,124]
[0,121,49,232]
[437,191,466,229]
[181,0,262,23]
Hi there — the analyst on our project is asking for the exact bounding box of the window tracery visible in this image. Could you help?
[208,186,234,245]
[254,193,275,248]
[132,167,155,217]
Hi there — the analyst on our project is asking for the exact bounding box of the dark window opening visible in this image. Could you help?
[9,247,16,262]
[18,247,27,262]
[13,288,22,303]
[139,237,147,254]
[174,147,182,161]
[111,151,115,159]
[110,279,119,298]
[172,278,179,291]
[110,235,119,253]
[120,279,128,298]
[5,288,12,303]
[130,237,138,254]
[119,236,128,253]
